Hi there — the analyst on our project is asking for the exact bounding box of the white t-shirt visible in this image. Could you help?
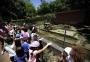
[4,44,16,57]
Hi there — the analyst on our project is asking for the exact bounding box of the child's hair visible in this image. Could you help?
[71,45,86,62]
[22,28,28,32]
[59,45,86,62]
[30,47,39,51]
[5,37,13,45]
[38,40,43,49]
[16,47,24,57]
[15,39,21,47]
[33,35,38,41]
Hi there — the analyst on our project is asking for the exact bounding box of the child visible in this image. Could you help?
[59,46,86,62]
[4,38,16,62]
[28,42,52,62]
[21,40,30,60]
[15,47,26,62]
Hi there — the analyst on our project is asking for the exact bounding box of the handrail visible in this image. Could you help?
[41,38,64,52]
[40,38,90,62]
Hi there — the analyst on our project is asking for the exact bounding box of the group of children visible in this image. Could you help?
[3,23,52,62]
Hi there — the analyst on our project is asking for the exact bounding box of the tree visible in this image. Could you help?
[0,0,36,20]
[37,0,67,15]
[0,0,27,19]
[49,0,62,13]
[15,0,26,18]
[25,2,36,17]
[0,0,16,19]
[65,0,86,10]
[37,2,51,15]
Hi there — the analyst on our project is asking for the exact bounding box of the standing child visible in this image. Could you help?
[15,47,26,62]
[28,42,52,62]
[4,38,16,62]
[21,40,30,60]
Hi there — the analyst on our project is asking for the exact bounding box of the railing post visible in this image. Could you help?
[64,27,66,47]
[63,25,69,47]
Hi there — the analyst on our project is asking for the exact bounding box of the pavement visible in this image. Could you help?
[0,52,10,62]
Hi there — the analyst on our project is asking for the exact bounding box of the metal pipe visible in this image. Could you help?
[63,27,66,48]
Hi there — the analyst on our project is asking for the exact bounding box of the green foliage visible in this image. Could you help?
[25,2,36,17]
[37,0,67,15]
[0,0,16,19]
[0,0,36,20]
[65,0,86,10]
[13,19,32,25]
[15,0,26,18]
[37,2,51,15]
[0,0,26,19]
[49,0,66,12]
[44,13,55,22]
[13,13,55,25]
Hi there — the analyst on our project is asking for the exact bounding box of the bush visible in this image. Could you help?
[13,13,55,25]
